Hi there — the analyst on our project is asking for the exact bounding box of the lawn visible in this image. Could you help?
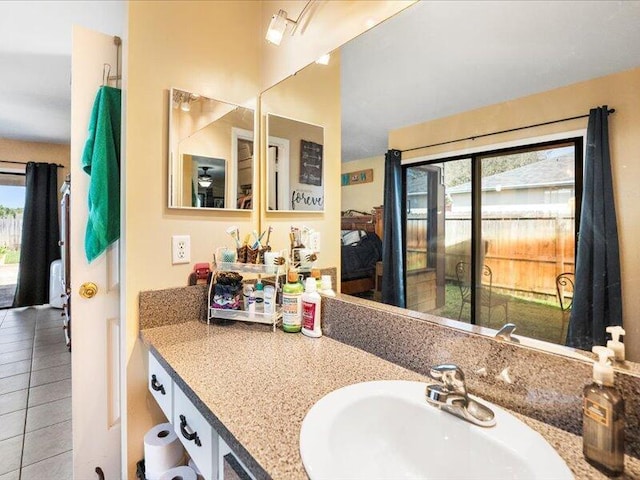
[5,249,20,264]
[431,283,568,345]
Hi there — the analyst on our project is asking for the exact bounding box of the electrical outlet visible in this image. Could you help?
[172,235,190,264]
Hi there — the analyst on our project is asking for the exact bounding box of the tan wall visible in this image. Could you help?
[341,155,385,213]
[0,137,70,198]
[260,52,341,274]
[389,66,640,362]
[124,1,261,475]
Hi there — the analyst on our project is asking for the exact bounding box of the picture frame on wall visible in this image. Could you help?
[299,139,323,186]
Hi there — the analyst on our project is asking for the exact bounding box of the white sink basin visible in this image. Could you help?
[300,380,573,480]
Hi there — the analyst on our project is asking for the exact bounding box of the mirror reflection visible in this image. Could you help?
[266,1,640,361]
[168,88,254,210]
[266,114,324,211]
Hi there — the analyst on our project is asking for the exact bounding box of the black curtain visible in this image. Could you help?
[381,149,406,307]
[566,106,622,349]
[13,162,60,307]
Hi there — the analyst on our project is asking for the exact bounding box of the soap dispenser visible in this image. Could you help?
[606,326,626,363]
[583,346,625,476]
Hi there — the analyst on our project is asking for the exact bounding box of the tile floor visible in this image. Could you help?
[0,306,72,479]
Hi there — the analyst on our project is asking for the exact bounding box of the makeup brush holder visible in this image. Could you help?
[236,245,248,263]
[245,246,261,264]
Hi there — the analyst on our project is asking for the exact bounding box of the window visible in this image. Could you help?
[403,138,582,344]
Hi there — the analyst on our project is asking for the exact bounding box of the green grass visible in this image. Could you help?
[431,283,568,344]
[5,249,20,264]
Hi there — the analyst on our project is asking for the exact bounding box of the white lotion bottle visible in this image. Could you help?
[606,326,625,362]
[320,275,336,296]
[301,277,322,338]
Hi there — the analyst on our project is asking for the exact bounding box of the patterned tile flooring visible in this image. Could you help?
[0,307,71,479]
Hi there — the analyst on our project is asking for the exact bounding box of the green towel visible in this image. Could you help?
[82,85,121,262]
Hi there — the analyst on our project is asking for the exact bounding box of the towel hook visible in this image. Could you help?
[102,64,111,86]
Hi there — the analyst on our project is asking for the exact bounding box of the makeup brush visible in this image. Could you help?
[226,226,240,247]
[264,226,272,249]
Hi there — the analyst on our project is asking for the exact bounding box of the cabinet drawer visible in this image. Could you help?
[173,384,217,480]
[148,352,173,420]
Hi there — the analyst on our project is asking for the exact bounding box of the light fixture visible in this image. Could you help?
[198,167,212,188]
[266,9,288,45]
[173,90,200,112]
[315,53,330,65]
[265,1,315,46]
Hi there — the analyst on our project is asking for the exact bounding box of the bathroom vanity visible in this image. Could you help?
[140,291,640,479]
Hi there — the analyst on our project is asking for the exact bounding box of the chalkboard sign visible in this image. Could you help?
[299,139,323,186]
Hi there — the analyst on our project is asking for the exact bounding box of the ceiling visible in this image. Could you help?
[340,1,640,161]
[2,0,639,156]
[0,1,125,145]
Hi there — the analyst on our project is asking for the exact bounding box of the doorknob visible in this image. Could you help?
[79,282,98,299]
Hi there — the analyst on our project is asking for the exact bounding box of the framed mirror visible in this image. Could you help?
[168,88,255,210]
[266,113,324,212]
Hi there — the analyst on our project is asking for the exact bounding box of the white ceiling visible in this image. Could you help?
[0,1,125,145]
[341,1,640,161]
[2,0,639,155]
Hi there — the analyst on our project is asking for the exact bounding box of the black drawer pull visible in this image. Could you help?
[150,374,165,395]
[179,414,202,446]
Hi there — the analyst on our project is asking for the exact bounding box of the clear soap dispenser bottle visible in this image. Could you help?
[583,346,625,476]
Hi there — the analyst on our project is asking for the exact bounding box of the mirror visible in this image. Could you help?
[265,114,325,212]
[168,88,255,210]
[262,1,640,363]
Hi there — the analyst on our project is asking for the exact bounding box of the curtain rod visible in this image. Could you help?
[401,108,616,154]
[0,160,65,168]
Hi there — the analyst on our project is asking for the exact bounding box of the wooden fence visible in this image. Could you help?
[0,215,23,249]
[407,212,575,300]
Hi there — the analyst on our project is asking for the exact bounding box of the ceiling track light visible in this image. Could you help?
[266,0,315,46]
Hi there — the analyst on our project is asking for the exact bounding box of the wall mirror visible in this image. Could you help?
[265,1,640,364]
[168,87,255,210]
[265,113,324,212]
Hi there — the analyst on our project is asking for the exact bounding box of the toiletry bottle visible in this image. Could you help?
[583,346,625,476]
[311,268,322,290]
[246,285,255,319]
[606,326,626,363]
[301,277,322,338]
[263,285,275,316]
[254,276,264,314]
[320,275,336,297]
[282,270,304,333]
[242,283,253,310]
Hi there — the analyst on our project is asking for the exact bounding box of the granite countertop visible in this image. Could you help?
[140,321,640,480]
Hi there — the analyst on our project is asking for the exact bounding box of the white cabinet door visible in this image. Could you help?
[218,436,256,480]
[148,353,173,420]
[173,384,217,480]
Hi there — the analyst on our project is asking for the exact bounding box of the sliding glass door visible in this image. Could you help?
[404,138,581,344]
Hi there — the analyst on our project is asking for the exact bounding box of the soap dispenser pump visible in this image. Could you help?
[606,326,626,362]
[583,346,625,476]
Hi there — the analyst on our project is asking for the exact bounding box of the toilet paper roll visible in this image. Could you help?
[188,459,204,480]
[144,423,184,480]
[159,465,197,480]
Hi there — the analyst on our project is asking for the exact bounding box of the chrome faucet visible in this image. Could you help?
[495,323,520,343]
[425,364,496,427]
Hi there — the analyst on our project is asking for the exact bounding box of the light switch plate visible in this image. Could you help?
[172,235,190,264]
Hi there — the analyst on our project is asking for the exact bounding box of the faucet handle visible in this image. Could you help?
[495,323,520,343]
[429,364,467,397]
